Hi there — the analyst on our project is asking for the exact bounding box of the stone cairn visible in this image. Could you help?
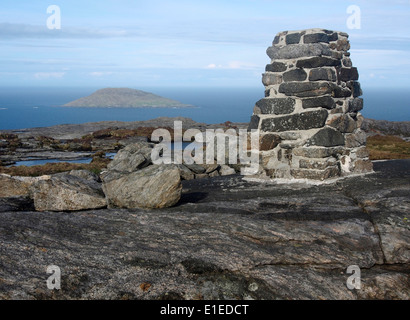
[248,28,373,181]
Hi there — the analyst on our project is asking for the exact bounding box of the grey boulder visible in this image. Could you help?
[102,164,182,209]
[30,173,107,212]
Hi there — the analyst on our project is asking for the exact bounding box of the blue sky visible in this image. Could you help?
[1,0,410,89]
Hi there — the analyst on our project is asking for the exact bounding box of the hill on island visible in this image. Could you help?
[62,88,195,108]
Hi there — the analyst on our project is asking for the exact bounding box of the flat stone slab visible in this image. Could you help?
[0,160,409,300]
[259,109,328,132]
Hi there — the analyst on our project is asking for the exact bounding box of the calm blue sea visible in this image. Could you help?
[0,86,408,130]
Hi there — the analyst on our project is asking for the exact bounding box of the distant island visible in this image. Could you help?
[62,88,195,108]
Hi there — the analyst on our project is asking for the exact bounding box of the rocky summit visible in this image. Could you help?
[0,160,409,300]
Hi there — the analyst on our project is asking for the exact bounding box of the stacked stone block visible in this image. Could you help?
[249,29,373,180]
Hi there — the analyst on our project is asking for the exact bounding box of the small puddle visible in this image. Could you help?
[9,157,93,167]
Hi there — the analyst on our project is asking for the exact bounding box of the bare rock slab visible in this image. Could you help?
[0,160,408,300]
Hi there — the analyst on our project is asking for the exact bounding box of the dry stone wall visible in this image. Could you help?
[249,28,373,180]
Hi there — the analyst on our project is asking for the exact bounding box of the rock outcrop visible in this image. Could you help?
[0,160,408,300]
[249,29,373,180]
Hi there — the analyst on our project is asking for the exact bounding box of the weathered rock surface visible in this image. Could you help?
[260,109,329,132]
[101,141,182,209]
[0,160,408,300]
[102,164,182,209]
[106,142,154,173]
[29,173,107,212]
[0,174,31,198]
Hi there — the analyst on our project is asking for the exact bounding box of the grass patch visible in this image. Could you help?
[367,135,410,160]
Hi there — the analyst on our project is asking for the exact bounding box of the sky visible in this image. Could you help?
[0,0,410,89]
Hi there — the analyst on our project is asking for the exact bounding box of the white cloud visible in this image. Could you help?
[89,71,114,77]
[205,63,218,69]
[204,61,258,70]
[34,72,65,80]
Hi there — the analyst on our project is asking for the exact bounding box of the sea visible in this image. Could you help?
[0,86,409,131]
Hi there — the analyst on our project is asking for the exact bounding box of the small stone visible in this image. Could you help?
[328,32,339,41]
[290,166,340,180]
[107,142,153,173]
[296,57,341,68]
[286,32,302,45]
[254,98,296,115]
[185,163,206,174]
[293,147,344,158]
[299,158,337,170]
[347,81,362,97]
[345,130,367,148]
[219,165,236,176]
[354,146,369,159]
[348,98,364,112]
[177,164,195,180]
[283,68,308,82]
[278,132,302,140]
[267,43,331,60]
[262,73,283,86]
[248,115,260,130]
[303,33,329,44]
[342,57,353,67]
[260,134,282,151]
[308,127,345,147]
[327,114,357,133]
[332,86,352,98]
[352,159,373,173]
[336,39,350,51]
[204,164,220,174]
[309,68,336,81]
[195,173,209,179]
[302,96,335,109]
[265,62,287,72]
[272,35,280,44]
[279,81,333,97]
[208,170,220,178]
[260,109,328,132]
[331,51,343,60]
[340,67,359,81]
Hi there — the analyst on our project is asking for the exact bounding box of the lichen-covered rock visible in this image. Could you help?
[254,98,295,115]
[260,109,328,132]
[0,174,31,198]
[102,164,182,209]
[30,173,107,212]
[106,141,154,173]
